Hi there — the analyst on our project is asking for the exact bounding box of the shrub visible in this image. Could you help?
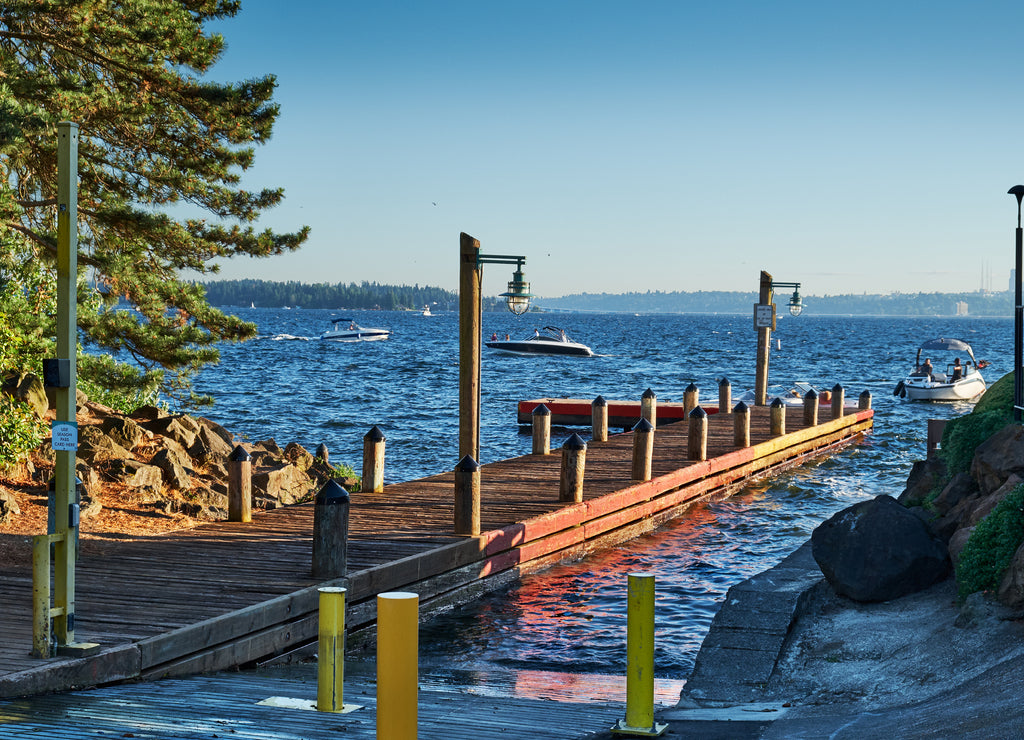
[973,371,1014,415]
[956,483,1024,600]
[0,394,45,471]
[939,409,1014,476]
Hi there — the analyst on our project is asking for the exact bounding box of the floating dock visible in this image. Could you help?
[0,401,872,698]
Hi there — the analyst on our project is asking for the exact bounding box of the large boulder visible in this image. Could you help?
[971,424,1024,495]
[997,542,1024,611]
[812,494,950,602]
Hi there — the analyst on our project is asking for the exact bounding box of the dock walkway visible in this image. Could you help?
[0,403,872,698]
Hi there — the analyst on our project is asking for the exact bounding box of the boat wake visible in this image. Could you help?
[269,333,311,341]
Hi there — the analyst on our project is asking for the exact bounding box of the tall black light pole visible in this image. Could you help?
[1009,186,1024,422]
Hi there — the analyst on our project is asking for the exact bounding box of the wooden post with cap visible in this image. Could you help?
[227,445,252,523]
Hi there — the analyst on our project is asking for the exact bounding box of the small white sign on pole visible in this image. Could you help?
[51,421,78,452]
[754,303,775,329]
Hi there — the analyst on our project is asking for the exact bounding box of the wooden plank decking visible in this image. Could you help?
[0,403,872,698]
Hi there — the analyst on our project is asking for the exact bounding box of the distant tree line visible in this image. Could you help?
[199,279,459,311]
[538,290,1014,317]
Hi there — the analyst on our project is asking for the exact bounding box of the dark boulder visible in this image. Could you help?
[812,494,949,602]
[972,424,1024,495]
[897,456,948,507]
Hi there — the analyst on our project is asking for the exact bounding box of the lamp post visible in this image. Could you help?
[754,270,803,405]
[459,233,532,461]
[1009,186,1024,422]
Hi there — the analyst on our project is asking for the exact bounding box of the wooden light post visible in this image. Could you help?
[754,270,802,406]
[458,233,531,462]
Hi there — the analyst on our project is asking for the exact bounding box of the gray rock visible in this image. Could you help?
[283,442,314,472]
[0,489,20,524]
[100,416,149,451]
[812,494,950,602]
[1,372,48,418]
[141,415,199,449]
[971,423,1024,495]
[188,423,234,465]
[252,463,313,506]
[149,448,192,491]
[898,456,948,507]
[931,472,978,517]
[77,426,134,464]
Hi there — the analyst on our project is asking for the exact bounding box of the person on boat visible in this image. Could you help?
[920,357,933,377]
[505,333,511,340]
[952,358,963,381]
[534,328,540,337]
[349,322,356,330]
[490,332,498,341]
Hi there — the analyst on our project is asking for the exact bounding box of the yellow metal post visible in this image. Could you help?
[317,587,346,712]
[31,535,52,658]
[612,573,667,736]
[54,121,78,647]
[377,592,418,740]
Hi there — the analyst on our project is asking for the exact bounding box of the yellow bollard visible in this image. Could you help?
[317,587,347,712]
[377,592,418,740]
[612,573,667,736]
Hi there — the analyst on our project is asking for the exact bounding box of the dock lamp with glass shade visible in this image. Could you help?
[459,233,533,462]
[754,271,803,405]
[1009,186,1024,422]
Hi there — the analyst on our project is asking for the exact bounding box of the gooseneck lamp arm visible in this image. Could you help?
[1009,186,1024,421]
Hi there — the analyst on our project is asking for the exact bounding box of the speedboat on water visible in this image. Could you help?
[485,326,594,357]
[320,318,392,342]
[894,337,986,401]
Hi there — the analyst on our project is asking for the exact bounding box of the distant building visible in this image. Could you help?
[956,301,969,316]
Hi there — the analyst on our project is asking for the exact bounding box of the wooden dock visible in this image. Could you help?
[0,402,872,698]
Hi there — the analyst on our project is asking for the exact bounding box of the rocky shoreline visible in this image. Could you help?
[0,376,355,533]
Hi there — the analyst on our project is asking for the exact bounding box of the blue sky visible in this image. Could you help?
[202,2,1024,297]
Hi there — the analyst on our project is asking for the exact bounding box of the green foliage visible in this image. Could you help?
[956,483,1024,600]
[0,394,45,470]
[974,372,1015,415]
[0,0,308,407]
[202,279,457,311]
[939,409,1013,476]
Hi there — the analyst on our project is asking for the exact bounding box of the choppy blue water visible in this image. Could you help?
[190,309,1011,680]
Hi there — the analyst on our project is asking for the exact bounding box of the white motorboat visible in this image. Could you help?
[320,318,392,342]
[894,337,986,401]
[485,326,594,357]
[422,305,433,317]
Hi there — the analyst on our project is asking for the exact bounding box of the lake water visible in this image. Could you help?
[190,309,1011,682]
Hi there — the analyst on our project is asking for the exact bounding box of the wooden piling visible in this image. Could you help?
[687,407,708,461]
[592,395,609,442]
[631,418,655,481]
[802,389,818,427]
[718,377,731,414]
[859,390,872,410]
[227,446,252,524]
[733,401,750,447]
[831,384,845,419]
[453,455,481,536]
[532,403,551,455]
[683,383,699,418]
[770,398,786,437]
[362,426,386,493]
[641,388,657,428]
[312,480,350,579]
[559,434,587,503]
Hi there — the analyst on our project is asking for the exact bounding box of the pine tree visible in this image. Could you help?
[0,0,308,407]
